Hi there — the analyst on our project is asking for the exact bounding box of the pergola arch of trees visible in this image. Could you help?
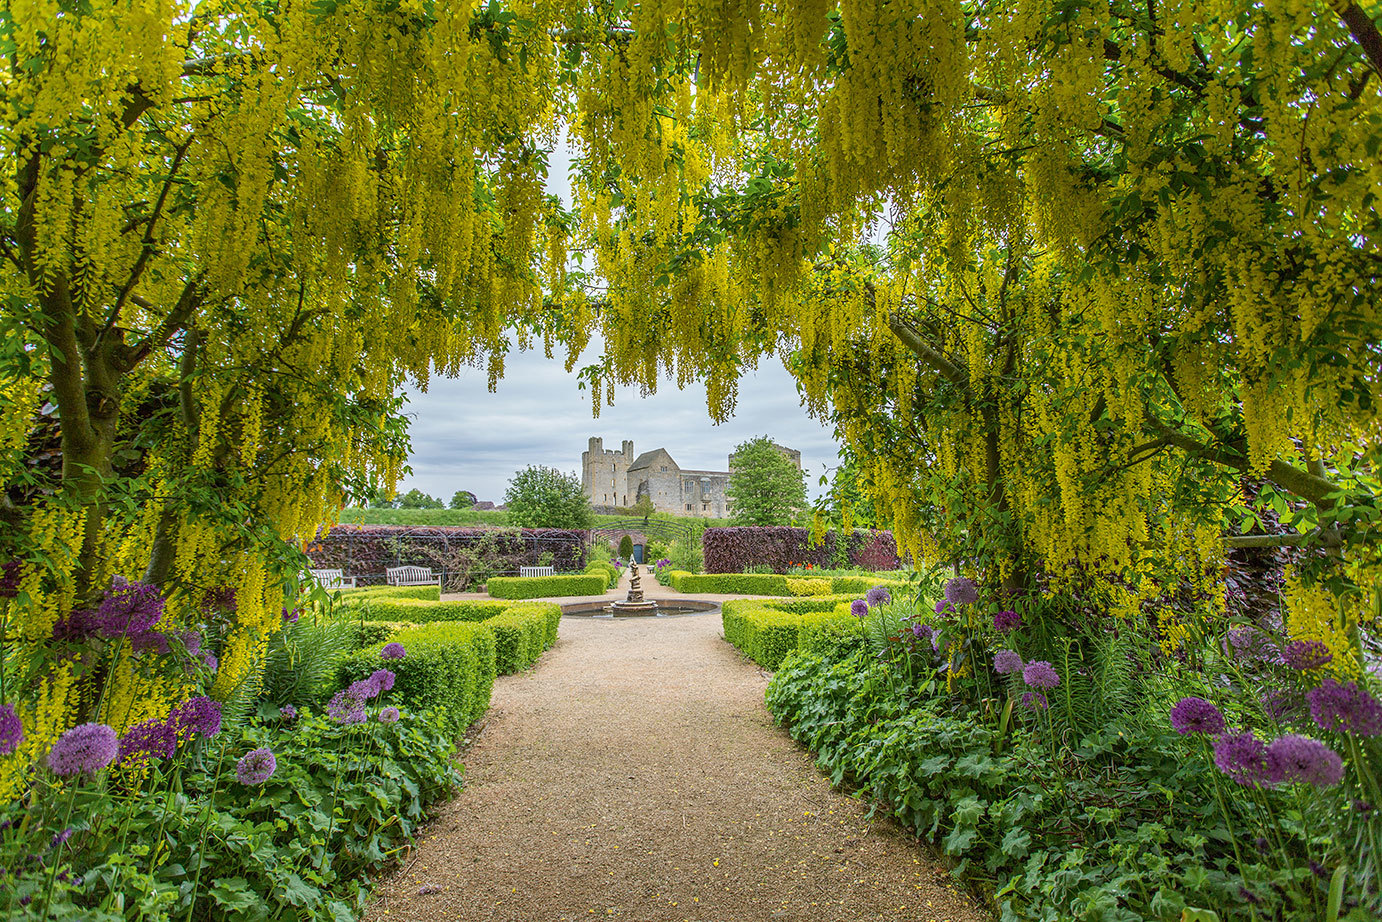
[1,0,1379,767]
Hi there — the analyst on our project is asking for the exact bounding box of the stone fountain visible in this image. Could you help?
[609,561,659,616]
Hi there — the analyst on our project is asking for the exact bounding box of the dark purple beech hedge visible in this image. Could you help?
[306,525,587,582]
[702,527,900,574]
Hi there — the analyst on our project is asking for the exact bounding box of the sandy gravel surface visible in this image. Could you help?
[365,612,990,922]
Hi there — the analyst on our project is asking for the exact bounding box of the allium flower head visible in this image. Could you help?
[1282,640,1333,671]
[349,677,381,700]
[1170,697,1227,735]
[1023,660,1060,689]
[51,608,102,642]
[379,706,401,724]
[169,696,222,739]
[381,642,406,660]
[279,705,298,722]
[201,652,218,671]
[1214,730,1281,787]
[117,717,177,765]
[943,578,979,606]
[328,689,367,725]
[1267,734,1344,788]
[934,599,956,618]
[1227,626,1273,662]
[47,723,118,776]
[178,630,203,656]
[96,582,165,637]
[865,586,892,608]
[130,630,170,655]
[0,704,22,756]
[1021,691,1048,711]
[235,747,277,785]
[282,607,301,624]
[849,599,868,619]
[993,610,1022,633]
[1307,679,1382,737]
[370,669,396,693]
[993,651,1023,675]
[910,623,932,643]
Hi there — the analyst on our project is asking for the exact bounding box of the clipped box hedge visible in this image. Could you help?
[827,576,907,595]
[666,573,791,595]
[584,561,621,588]
[338,621,497,738]
[486,602,561,673]
[338,584,442,602]
[487,574,606,599]
[785,578,833,596]
[721,599,859,669]
[344,598,509,623]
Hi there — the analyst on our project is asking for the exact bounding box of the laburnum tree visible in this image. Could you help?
[727,436,808,526]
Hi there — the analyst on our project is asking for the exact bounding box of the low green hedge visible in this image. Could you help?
[785,578,833,596]
[826,575,907,595]
[487,574,606,599]
[344,598,509,623]
[338,621,497,738]
[486,602,561,673]
[584,561,621,588]
[339,584,442,602]
[341,619,412,648]
[668,573,791,595]
[721,600,858,669]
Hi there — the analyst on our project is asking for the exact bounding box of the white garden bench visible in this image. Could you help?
[519,566,555,578]
[307,568,356,589]
[386,565,440,586]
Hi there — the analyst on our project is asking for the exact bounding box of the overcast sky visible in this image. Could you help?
[394,351,842,505]
[389,134,842,506]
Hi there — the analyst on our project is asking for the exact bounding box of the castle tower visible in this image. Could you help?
[582,437,634,507]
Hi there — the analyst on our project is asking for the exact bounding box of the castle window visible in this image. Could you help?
[660,465,667,472]
[685,504,692,511]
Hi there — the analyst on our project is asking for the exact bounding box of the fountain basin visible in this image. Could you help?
[561,599,719,618]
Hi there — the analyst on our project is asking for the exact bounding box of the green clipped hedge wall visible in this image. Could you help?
[826,576,907,595]
[486,602,561,673]
[345,598,509,623]
[667,573,791,595]
[721,600,858,669]
[487,574,606,599]
[338,622,497,738]
[342,620,412,649]
[584,561,621,588]
[338,584,442,602]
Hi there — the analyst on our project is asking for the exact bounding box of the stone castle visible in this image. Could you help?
[581,437,802,518]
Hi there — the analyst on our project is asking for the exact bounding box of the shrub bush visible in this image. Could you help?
[701,526,900,573]
[826,575,907,594]
[487,574,606,599]
[785,577,833,596]
[667,573,791,595]
[486,602,561,673]
[722,600,861,668]
[584,560,621,588]
[338,622,497,737]
[339,584,441,602]
[344,598,509,623]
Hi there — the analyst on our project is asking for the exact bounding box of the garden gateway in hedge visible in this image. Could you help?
[1,2,1380,920]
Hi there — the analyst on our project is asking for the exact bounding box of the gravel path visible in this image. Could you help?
[365,611,990,922]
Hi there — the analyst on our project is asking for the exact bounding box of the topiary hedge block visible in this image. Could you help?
[582,561,621,590]
[487,574,606,599]
[338,585,441,602]
[344,598,509,623]
[721,601,862,668]
[668,573,791,595]
[786,578,833,596]
[828,576,907,595]
[338,622,497,738]
[485,602,561,673]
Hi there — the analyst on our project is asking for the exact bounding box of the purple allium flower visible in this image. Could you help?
[169,696,222,739]
[201,652,218,671]
[1170,697,1227,735]
[1307,679,1382,737]
[282,607,300,624]
[50,827,73,848]
[0,560,20,599]
[910,622,932,643]
[1282,640,1333,671]
[1267,734,1344,788]
[327,690,367,725]
[993,651,1023,675]
[369,669,396,693]
[1227,626,1273,662]
[279,705,298,722]
[1262,688,1303,722]
[943,578,979,606]
[349,677,381,701]
[47,723,118,776]
[849,599,868,619]
[235,747,277,785]
[0,704,22,756]
[96,583,165,638]
[381,642,406,660]
[993,610,1022,633]
[130,630,171,655]
[1214,730,1281,787]
[51,608,102,642]
[1022,660,1060,689]
[1021,691,1048,711]
[117,717,177,765]
[178,630,203,657]
[865,586,892,608]
[379,706,401,724]
[934,599,956,618]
